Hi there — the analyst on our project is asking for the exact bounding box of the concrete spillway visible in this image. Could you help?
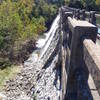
[34,14,61,100]
[36,14,60,59]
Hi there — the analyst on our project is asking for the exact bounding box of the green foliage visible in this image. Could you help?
[0,0,48,64]
[31,17,47,35]
[0,0,62,64]
[96,0,100,6]
[65,0,70,5]
[96,0,100,11]
[0,65,21,89]
[81,0,98,10]
[66,0,100,11]
[69,0,83,9]
[0,0,22,50]
[33,0,58,28]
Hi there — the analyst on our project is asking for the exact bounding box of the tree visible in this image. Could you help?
[0,0,24,62]
[96,0,100,5]
[33,0,57,29]
[96,0,100,11]
[64,0,70,5]
[0,0,62,64]
[68,0,83,9]
[0,0,23,49]
[81,0,98,11]
[96,0,100,8]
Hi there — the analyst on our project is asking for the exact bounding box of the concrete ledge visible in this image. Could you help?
[68,17,96,28]
[83,39,100,94]
[88,74,100,100]
[68,17,97,34]
[61,46,68,99]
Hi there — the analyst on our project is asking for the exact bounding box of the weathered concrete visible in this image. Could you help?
[58,8,99,99]
[84,39,100,94]
[59,8,73,100]
[88,74,100,100]
[66,17,97,98]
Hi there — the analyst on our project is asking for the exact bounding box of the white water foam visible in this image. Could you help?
[36,14,60,49]
[38,15,60,59]
[98,28,100,34]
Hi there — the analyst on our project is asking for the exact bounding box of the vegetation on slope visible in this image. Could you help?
[65,0,100,11]
[0,65,21,89]
[0,0,59,65]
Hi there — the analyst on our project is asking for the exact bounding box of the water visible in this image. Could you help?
[36,38,46,48]
[36,14,60,59]
[36,15,60,48]
[98,28,100,34]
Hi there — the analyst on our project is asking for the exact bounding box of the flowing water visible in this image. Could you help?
[36,14,60,59]
[36,15,60,49]
[98,28,100,34]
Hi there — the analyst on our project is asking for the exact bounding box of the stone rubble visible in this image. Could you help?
[32,14,61,100]
[1,48,61,100]
[34,54,61,100]
[1,51,43,100]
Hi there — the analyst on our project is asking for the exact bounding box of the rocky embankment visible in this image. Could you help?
[1,52,42,100]
[0,14,61,100]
